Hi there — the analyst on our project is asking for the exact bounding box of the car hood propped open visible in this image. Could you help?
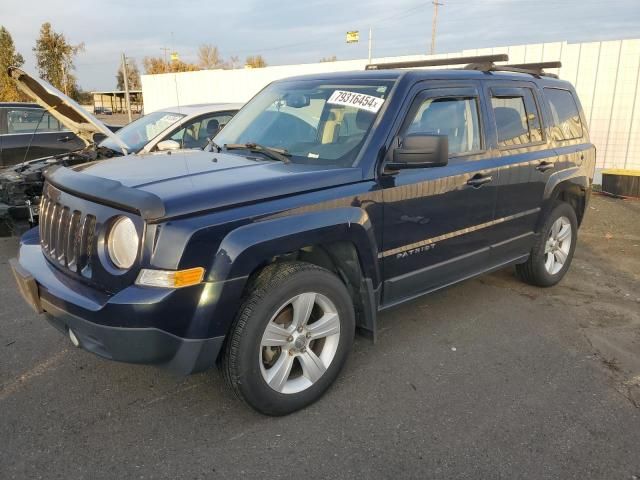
[8,67,128,154]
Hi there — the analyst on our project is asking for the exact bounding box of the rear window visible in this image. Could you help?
[544,88,583,141]
[491,88,543,147]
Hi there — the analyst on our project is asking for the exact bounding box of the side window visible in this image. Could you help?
[170,113,234,149]
[404,96,481,155]
[544,88,583,141]
[35,112,67,133]
[6,108,45,134]
[491,88,543,147]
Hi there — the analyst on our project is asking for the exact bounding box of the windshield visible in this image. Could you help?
[100,111,185,153]
[214,79,394,166]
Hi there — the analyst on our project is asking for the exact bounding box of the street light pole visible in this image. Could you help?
[368,27,373,64]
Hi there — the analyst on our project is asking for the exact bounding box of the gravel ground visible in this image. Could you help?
[0,194,639,479]
[95,113,141,126]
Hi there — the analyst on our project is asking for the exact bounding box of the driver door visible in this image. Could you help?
[380,85,499,305]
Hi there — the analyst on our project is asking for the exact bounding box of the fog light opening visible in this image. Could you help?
[68,328,80,348]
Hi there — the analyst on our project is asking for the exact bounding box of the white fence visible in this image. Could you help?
[141,39,640,173]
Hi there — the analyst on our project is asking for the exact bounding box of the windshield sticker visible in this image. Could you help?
[163,115,182,123]
[327,90,385,113]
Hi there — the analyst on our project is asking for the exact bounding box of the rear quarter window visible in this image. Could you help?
[544,88,583,141]
[491,88,543,147]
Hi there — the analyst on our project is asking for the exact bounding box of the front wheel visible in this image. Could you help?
[516,202,578,287]
[222,262,355,415]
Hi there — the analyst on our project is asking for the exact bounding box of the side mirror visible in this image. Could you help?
[387,134,448,169]
[156,139,181,152]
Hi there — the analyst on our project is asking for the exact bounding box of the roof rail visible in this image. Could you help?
[365,54,509,70]
[466,61,562,78]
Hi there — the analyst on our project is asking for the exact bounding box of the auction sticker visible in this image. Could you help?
[327,90,385,113]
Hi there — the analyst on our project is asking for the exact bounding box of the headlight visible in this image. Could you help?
[107,216,139,269]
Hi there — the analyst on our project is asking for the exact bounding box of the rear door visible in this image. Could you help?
[543,86,593,183]
[1,107,83,166]
[483,82,555,264]
[380,83,500,305]
[28,110,85,159]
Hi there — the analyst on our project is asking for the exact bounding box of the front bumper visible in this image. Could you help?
[10,237,229,375]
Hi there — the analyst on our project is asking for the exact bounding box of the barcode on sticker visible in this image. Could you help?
[327,90,384,113]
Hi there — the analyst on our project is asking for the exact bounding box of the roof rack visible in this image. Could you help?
[466,61,562,78]
[365,54,508,70]
[365,55,562,78]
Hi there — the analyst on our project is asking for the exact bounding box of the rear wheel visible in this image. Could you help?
[516,202,578,287]
[222,261,355,415]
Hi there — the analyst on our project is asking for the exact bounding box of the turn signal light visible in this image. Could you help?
[136,267,205,289]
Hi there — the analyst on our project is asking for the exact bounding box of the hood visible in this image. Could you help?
[8,67,128,154]
[77,150,363,219]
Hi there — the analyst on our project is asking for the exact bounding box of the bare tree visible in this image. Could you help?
[143,56,199,74]
[226,55,240,69]
[116,58,141,90]
[198,44,224,69]
[245,55,267,68]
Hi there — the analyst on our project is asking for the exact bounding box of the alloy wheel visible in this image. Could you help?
[259,292,341,394]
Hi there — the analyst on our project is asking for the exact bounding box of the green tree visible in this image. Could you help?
[0,26,25,101]
[33,22,84,99]
[116,58,141,90]
[245,55,267,68]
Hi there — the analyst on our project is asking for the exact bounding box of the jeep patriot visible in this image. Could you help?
[10,56,595,415]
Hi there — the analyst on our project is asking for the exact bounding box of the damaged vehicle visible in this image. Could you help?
[0,102,87,167]
[10,56,595,415]
[0,67,241,235]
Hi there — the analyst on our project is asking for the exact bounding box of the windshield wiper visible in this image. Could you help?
[225,142,291,163]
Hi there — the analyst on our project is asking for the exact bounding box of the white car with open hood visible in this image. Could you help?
[0,67,242,233]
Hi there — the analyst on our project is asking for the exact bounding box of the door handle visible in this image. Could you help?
[466,174,493,187]
[57,135,73,143]
[536,161,554,172]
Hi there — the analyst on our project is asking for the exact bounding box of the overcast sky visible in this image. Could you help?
[1,0,639,91]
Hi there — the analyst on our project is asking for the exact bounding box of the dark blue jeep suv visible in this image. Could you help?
[10,55,595,415]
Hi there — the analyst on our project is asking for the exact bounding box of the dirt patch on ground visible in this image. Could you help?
[483,194,640,406]
[575,195,640,406]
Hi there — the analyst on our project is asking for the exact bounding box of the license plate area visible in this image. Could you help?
[9,258,43,313]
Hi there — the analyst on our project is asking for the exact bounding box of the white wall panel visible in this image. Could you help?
[141,38,640,173]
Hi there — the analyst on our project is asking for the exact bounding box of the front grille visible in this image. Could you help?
[39,192,96,277]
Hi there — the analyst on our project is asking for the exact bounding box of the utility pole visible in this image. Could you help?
[121,53,133,123]
[61,62,68,96]
[368,27,373,64]
[430,1,443,55]
[160,47,170,64]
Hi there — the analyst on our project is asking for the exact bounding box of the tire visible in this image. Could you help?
[516,202,578,287]
[222,261,355,416]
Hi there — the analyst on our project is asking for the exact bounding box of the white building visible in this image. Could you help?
[141,39,640,176]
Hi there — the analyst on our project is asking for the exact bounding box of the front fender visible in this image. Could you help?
[208,207,381,285]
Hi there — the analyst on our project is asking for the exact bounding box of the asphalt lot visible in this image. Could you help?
[1,195,639,479]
